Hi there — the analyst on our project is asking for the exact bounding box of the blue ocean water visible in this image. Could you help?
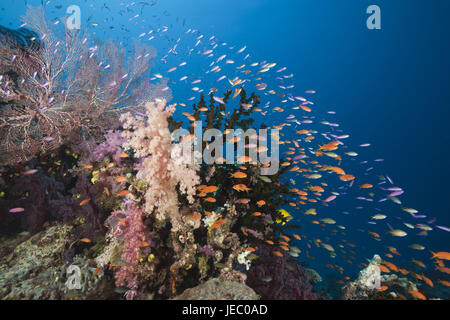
[1,0,449,298]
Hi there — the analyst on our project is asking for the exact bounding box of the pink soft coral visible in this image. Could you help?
[111,200,146,300]
[120,99,199,231]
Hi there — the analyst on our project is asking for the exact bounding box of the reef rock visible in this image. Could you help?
[0,223,73,299]
[0,223,110,299]
[305,268,323,283]
[246,245,319,300]
[342,254,383,299]
[342,254,421,300]
[172,278,259,300]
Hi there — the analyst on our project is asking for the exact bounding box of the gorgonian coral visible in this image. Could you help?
[0,5,170,166]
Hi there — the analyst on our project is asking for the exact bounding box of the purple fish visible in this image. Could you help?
[213,96,225,104]
[385,187,402,191]
[436,225,450,232]
[134,111,146,117]
[292,155,306,161]
[324,195,336,203]
[408,213,426,219]
[427,217,437,224]
[389,190,404,197]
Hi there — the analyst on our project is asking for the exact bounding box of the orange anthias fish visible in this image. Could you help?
[210,219,226,229]
[79,238,91,243]
[300,105,311,112]
[412,259,426,268]
[339,174,355,182]
[237,155,252,163]
[439,280,450,287]
[421,274,434,287]
[408,290,426,300]
[399,268,409,276]
[80,198,91,206]
[273,251,283,257]
[378,265,390,273]
[382,261,399,272]
[116,190,131,197]
[256,200,266,207]
[389,248,401,256]
[230,171,247,179]
[377,286,388,292]
[118,152,130,158]
[92,266,101,279]
[431,251,450,260]
[319,141,339,151]
[115,176,127,183]
[115,217,127,227]
[202,186,218,193]
[436,266,450,274]
[233,184,251,192]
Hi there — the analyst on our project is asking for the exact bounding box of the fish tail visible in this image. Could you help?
[430,251,437,259]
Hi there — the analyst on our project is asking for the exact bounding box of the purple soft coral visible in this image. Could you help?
[93,130,126,164]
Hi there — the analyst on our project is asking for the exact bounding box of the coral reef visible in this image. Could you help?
[0,7,322,301]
